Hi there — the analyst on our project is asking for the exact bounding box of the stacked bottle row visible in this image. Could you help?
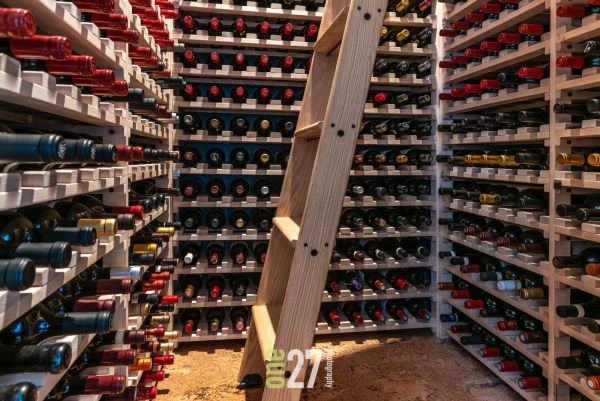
[549,0,600,399]
[0,0,180,399]
[437,0,553,397]
[171,0,437,341]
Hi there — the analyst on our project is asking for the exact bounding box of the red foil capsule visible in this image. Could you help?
[519,23,544,36]
[480,41,502,52]
[135,8,159,19]
[496,360,519,372]
[464,84,483,94]
[257,20,270,35]
[439,93,455,100]
[72,69,115,88]
[156,0,175,10]
[464,12,485,22]
[587,375,600,390]
[129,0,153,6]
[480,347,501,357]
[45,55,97,76]
[518,66,544,79]
[556,4,586,19]
[141,370,165,382]
[91,13,129,30]
[141,19,165,30]
[233,18,246,33]
[439,60,456,69]
[140,280,166,291]
[451,289,470,298]
[497,32,521,44]
[95,279,133,295]
[479,79,500,90]
[183,15,196,30]
[281,88,294,101]
[451,55,469,64]
[281,22,294,37]
[148,29,170,39]
[146,327,166,338]
[439,28,459,37]
[373,92,388,104]
[233,53,246,65]
[282,56,294,69]
[137,386,157,400]
[518,377,542,390]
[258,54,270,67]
[73,299,116,313]
[0,8,36,39]
[129,46,152,59]
[305,24,319,38]
[450,88,467,98]
[152,355,174,365]
[100,349,137,365]
[480,3,501,13]
[184,50,196,64]
[329,311,341,325]
[105,29,140,44]
[83,374,124,395]
[160,295,178,304]
[460,263,481,273]
[465,48,485,58]
[10,35,72,60]
[450,324,470,333]
[556,55,585,69]
[161,9,180,19]
[73,0,115,13]
[211,52,224,65]
[497,319,518,331]
[464,299,484,309]
[155,38,174,48]
[452,21,471,31]
[112,205,144,220]
[92,80,129,96]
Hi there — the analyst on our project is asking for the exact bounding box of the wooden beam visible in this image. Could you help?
[313,6,350,54]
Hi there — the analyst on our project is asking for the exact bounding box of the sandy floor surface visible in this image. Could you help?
[157,330,523,401]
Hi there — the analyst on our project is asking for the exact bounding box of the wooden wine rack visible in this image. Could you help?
[172,0,439,354]
[435,0,600,398]
[0,0,178,399]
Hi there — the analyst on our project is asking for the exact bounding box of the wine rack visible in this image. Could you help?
[172,0,439,346]
[0,0,179,399]
[437,0,600,397]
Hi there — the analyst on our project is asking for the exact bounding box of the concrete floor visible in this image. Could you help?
[158,330,523,401]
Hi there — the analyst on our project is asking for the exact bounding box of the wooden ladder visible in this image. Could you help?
[238,1,387,400]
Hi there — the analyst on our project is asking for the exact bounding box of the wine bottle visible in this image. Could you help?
[364,301,386,322]
[207,308,225,332]
[206,209,226,230]
[180,309,201,334]
[231,306,249,331]
[2,305,113,346]
[342,302,364,325]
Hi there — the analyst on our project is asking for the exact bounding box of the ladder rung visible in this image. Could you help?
[272,217,300,247]
[294,121,323,139]
[252,305,282,363]
[313,5,350,54]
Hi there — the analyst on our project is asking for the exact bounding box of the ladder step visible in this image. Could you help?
[294,121,323,139]
[313,5,350,54]
[252,305,282,363]
[273,217,301,247]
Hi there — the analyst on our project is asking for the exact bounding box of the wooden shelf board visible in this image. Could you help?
[445,86,549,114]
[178,0,324,20]
[446,265,549,324]
[445,41,549,84]
[445,233,549,278]
[444,0,547,53]
[446,330,548,401]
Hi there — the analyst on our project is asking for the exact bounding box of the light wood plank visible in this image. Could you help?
[294,121,323,139]
[272,217,301,247]
[313,6,350,54]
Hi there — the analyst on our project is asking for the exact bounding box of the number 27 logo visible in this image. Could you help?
[265,349,323,389]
